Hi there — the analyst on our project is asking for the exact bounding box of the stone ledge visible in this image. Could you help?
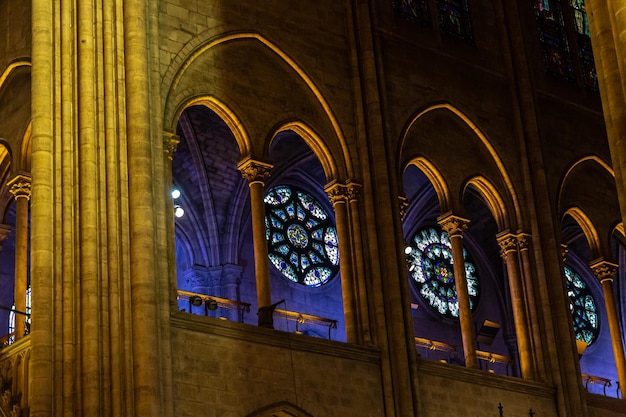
[585,392,626,411]
[417,357,556,398]
[171,312,381,364]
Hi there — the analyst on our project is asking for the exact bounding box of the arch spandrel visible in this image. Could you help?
[559,157,620,258]
[163,33,352,180]
[399,103,521,227]
[0,63,30,174]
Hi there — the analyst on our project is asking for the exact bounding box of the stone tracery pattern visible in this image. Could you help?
[406,227,479,318]
[264,185,339,287]
[564,265,599,345]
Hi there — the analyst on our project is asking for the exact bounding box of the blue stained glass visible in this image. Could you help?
[406,227,479,319]
[275,209,288,221]
[564,265,599,345]
[269,254,297,282]
[437,0,473,42]
[265,185,339,286]
[393,0,430,25]
[276,245,290,255]
[264,186,292,205]
[310,228,323,240]
[271,232,284,244]
[286,203,296,218]
[271,217,283,228]
[298,192,327,219]
[309,251,323,264]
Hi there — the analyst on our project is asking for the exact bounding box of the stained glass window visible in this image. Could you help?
[569,0,597,89]
[393,0,430,25]
[437,0,473,42]
[405,227,479,318]
[534,0,597,88]
[564,266,599,346]
[534,0,574,81]
[264,186,339,287]
[7,286,31,344]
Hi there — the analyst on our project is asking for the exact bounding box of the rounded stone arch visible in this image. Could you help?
[563,206,601,260]
[269,121,340,183]
[162,31,353,180]
[463,175,510,231]
[404,156,451,213]
[169,95,252,157]
[245,402,314,417]
[558,155,619,258]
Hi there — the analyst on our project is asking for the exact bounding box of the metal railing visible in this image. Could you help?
[273,308,338,340]
[177,290,251,323]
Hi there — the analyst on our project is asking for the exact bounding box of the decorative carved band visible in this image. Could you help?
[346,181,361,202]
[589,259,618,283]
[238,158,273,183]
[516,232,530,251]
[496,232,517,257]
[437,213,469,238]
[325,181,349,205]
[7,174,31,200]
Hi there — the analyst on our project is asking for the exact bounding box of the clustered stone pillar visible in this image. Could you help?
[497,231,535,379]
[589,259,626,391]
[326,181,358,343]
[238,158,274,328]
[438,212,477,368]
[7,174,31,340]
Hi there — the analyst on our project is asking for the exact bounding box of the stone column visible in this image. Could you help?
[516,233,547,380]
[438,213,477,368]
[222,264,243,322]
[326,181,358,343]
[7,174,31,340]
[347,182,371,343]
[497,231,535,379]
[589,259,626,391]
[164,132,180,312]
[238,158,274,328]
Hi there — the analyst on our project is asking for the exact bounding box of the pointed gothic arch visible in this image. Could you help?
[245,401,314,417]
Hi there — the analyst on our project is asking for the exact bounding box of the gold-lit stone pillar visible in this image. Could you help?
[7,174,31,340]
[164,132,180,310]
[589,259,626,390]
[326,181,358,343]
[238,158,274,327]
[438,212,477,368]
[497,231,535,379]
[348,182,370,343]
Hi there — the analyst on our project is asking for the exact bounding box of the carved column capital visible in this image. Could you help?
[437,212,469,238]
[325,181,349,205]
[163,132,180,160]
[346,181,361,202]
[238,158,273,184]
[7,174,31,201]
[496,231,517,258]
[516,232,531,251]
[590,259,619,283]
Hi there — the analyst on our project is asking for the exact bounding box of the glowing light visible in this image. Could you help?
[171,188,181,199]
[174,205,185,218]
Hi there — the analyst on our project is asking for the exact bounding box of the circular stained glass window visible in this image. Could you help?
[264,186,339,287]
[564,265,599,346]
[405,227,479,319]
